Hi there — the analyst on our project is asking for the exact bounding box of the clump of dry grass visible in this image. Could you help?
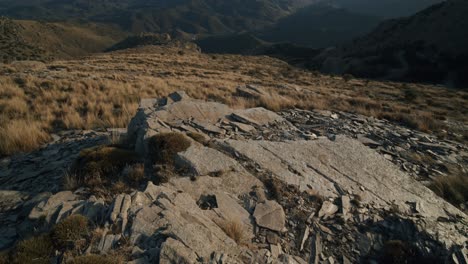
[0,120,50,156]
[429,173,468,207]
[219,220,246,245]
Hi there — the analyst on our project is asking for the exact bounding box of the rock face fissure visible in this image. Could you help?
[0,89,466,263]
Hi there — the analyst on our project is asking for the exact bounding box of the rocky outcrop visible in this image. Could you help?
[0,91,466,263]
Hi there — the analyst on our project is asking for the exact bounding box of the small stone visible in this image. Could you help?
[300,226,310,251]
[318,201,339,218]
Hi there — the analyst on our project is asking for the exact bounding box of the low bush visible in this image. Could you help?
[51,215,89,251]
[71,145,141,189]
[148,132,191,165]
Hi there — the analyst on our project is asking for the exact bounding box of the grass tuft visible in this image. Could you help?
[219,220,246,245]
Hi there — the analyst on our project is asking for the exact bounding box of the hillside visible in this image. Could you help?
[0,17,126,62]
[0,17,51,62]
[313,0,468,88]
[258,4,381,48]
[328,0,444,18]
[0,45,466,262]
[0,0,317,35]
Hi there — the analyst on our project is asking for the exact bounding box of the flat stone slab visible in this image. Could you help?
[231,108,285,126]
[222,136,467,247]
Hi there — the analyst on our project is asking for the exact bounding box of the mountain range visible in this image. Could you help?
[313,0,468,87]
[0,0,464,87]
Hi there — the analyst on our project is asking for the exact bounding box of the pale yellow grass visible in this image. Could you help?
[219,220,247,245]
[0,45,466,155]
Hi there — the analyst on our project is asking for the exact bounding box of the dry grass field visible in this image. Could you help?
[0,45,467,155]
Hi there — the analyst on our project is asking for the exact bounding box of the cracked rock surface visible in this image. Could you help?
[0,91,466,263]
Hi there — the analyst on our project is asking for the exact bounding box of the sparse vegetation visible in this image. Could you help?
[12,235,54,264]
[429,173,468,207]
[71,145,141,191]
[68,254,123,264]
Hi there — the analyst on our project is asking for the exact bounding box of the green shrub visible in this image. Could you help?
[51,215,89,250]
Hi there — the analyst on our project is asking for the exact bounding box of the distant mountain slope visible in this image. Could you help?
[258,4,381,48]
[0,0,317,35]
[0,17,51,62]
[328,0,444,18]
[0,17,125,62]
[314,0,468,88]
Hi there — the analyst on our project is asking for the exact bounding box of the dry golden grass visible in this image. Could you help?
[429,173,468,207]
[0,120,50,155]
[0,45,467,155]
[219,220,246,245]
